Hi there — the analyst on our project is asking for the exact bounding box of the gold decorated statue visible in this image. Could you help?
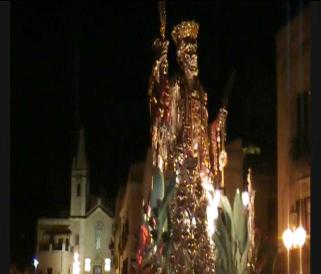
[135,18,229,274]
[134,3,258,274]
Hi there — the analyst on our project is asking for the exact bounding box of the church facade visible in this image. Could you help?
[35,127,114,274]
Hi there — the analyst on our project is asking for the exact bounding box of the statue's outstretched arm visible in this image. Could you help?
[148,37,169,116]
[210,107,228,180]
[148,37,171,171]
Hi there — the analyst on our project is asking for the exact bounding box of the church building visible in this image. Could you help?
[35,127,114,274]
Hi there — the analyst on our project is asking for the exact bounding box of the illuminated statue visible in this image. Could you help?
[139,19,229,274]
[133,3,259,273]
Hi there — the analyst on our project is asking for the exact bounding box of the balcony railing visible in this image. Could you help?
[39,242,73,252]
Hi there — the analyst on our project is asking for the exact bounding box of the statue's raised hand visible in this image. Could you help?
[216,108,228,130]
[153,38,169,59]
[152,38,169,77]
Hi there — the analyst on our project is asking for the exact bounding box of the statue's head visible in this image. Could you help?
[172,20,199,79]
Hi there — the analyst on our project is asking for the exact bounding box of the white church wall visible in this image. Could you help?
[35,127,114,274]
[37,250,73,274]
[81,208,114,274]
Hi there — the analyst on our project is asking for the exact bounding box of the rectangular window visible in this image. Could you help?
[105,258,111,272]
[93,265,102,274]
[75,234,79,245]
[305,197,311,234]
[295,196,310,234]
[66,238,70,251]
[84,258,91,272]
[77,183,81,197]
[295,90,311,155]
[58,238,63,250]
[49,235,54,245]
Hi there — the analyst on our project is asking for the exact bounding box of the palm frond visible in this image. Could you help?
[214,190,253,274]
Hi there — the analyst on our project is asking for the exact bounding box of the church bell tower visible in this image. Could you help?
[70,126,89,217]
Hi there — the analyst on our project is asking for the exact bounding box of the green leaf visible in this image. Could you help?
[221,196,233,223]
[220,195,235,241]
[157,175,176,234]
[213,232,228,272]
[235,248,241,274]
[151,169,165,209]
[241,241,250,273]
[214,192,254,274]
[233,190,248,255]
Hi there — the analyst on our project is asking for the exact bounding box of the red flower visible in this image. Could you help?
[136,224,151,268]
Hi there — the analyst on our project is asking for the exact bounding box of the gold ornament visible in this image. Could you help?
[171,20,199,45]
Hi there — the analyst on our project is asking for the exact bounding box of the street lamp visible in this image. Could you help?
[282,226,307,249]
[33,258,39,274]
[294,226,307,248]
[282,226,307,274]
[282,228,294,250]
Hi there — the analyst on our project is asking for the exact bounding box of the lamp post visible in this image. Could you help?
[282,226,307,250]
[33,258,39,274]
[282,226,307,274]
[294,226,306,274]
[282,228,292,274]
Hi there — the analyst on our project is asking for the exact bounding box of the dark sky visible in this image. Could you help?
[11,1,310,267]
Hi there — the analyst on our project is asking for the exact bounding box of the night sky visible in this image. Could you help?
[11,2,309,267]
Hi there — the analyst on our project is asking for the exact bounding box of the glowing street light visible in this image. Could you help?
[282,228,294,250]
[33,258,39,269]
[282,226,307,250]
[294,226,307,248]
[33,258,39,274]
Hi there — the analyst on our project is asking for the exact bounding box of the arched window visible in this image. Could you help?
[75,234,79,245]
[95,221,104,250]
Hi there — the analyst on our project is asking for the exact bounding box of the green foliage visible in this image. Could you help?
[213,191,250,274]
